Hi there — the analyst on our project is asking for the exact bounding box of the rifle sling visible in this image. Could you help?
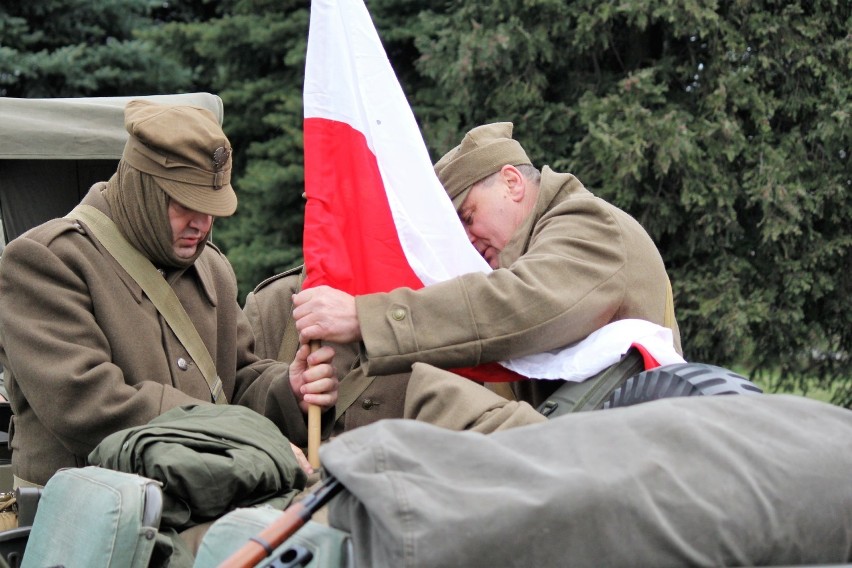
[536,347,645,417]
[276,270,306,363]
[66,205,226,404]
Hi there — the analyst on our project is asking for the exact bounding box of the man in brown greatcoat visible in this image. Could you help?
[0,100,338,488]
[291,122,681,418]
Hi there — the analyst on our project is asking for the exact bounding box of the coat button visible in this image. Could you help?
[361,398,376,410]
[177,357,189,371]
[391,308,406,321]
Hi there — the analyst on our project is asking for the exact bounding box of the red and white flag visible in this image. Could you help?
[302,0,488,296]
[302,0,683,382]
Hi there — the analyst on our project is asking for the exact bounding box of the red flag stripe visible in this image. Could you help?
[303,118,423,295]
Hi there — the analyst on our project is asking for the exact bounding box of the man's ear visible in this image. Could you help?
[501,165,525,202]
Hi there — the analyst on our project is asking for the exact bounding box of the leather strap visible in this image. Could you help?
[12,475,44,490]
[276,270,306,362]
[537,347,646,417]
[66,205,226,404]
[664,276,676,331]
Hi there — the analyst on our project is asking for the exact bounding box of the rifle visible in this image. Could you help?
[219,475,344,568]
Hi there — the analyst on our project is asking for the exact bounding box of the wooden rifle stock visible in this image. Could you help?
[219,475,344,568]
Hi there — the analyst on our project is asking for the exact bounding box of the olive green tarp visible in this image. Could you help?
[322,394,852,568]
[0,93,223,245]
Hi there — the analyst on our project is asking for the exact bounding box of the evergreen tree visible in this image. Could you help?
[408,0,851,404]
[0,0,192,97]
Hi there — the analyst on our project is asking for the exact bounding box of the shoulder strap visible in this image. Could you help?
[277,321,302,363]
[536,347,645,417]
[664,276,676,331]
[277,268,306,362]
[66,205,226,404]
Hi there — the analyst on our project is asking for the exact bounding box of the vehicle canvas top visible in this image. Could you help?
[0,92,222,245]
[0,93,222,160]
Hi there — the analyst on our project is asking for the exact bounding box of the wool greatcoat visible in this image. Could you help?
[244,269,410,434]
[355,167,682,408]
[0,185,328,486]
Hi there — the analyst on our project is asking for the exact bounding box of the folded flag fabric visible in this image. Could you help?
[502,319,685,381]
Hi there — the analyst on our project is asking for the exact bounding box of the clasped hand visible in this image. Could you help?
[288,342,338,414]
[292,285,362,344]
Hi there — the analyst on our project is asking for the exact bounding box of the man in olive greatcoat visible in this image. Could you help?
[292,122,681,413]
[0,100,338,488]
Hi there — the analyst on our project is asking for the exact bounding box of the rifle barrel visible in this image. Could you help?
[218,476,344,568]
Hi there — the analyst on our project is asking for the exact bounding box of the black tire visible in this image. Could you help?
[602,363,763,409]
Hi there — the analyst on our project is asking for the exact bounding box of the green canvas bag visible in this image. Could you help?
[21,466,163,568]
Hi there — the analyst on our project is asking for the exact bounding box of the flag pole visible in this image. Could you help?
[307,339,322,469]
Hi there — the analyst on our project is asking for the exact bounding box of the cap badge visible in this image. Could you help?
[212,146,231,171]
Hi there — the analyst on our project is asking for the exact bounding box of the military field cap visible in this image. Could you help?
[122,99,237,217]
[434,122,531,210]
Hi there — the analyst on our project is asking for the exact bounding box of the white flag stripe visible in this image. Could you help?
[503,319,685,380]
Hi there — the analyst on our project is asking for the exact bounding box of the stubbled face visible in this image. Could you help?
[168,199,213,259]
[458,179,520,269]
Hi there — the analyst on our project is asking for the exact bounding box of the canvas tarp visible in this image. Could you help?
[321,394,852,568]
[0,92,223,244]
[0,92,222,160]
